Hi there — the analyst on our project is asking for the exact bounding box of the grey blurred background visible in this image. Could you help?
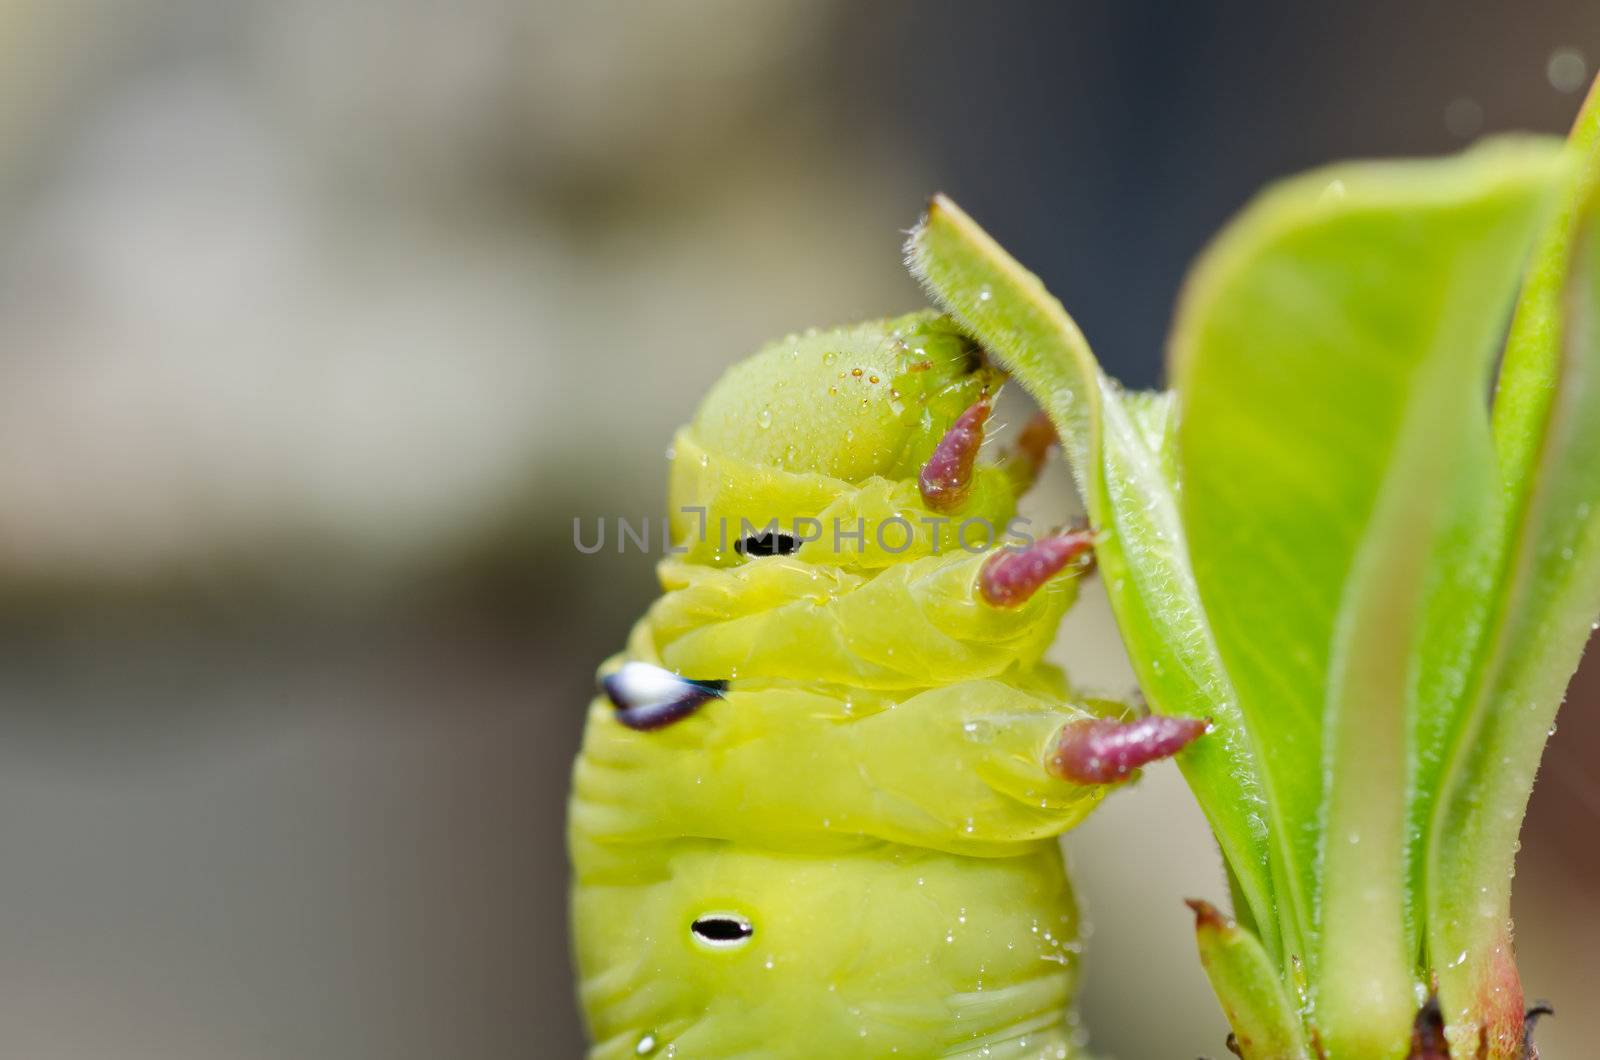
[0,2,1596,1057]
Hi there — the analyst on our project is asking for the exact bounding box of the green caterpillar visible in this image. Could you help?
[568,311,1203,1058]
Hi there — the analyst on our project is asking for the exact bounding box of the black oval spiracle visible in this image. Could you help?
[600,661,727,731]
[734,531,800,557]
[690,913,754,948]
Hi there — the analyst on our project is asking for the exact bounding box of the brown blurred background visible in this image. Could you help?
[0,2,1596,1057]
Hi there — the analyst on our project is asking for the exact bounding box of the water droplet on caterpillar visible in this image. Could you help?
[757,406,773,430]
[635,1033,658,1055]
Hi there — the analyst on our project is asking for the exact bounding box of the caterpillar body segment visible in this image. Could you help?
[569,311,1200,1058]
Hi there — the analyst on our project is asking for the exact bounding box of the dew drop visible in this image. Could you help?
[1548,46,1588,93]
[635,1033,658,1055]
[757,407,773,430]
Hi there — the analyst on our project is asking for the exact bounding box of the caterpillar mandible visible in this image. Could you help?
[568,311,1204,1059]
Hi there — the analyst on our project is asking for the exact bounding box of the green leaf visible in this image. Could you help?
[906,196,1283,960]
[1428,81,1600,1058]
[1170,138,1562,1056]
[1187,899,1309,1060]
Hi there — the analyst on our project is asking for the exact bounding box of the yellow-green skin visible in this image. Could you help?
[570,313,1110,1058]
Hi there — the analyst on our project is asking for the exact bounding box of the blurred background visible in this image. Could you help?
[0,1,1596,1057]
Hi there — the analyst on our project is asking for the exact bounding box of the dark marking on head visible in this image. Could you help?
[735,531,800,558]
[691,914,754,948]
[960,342,985,375]
[600,661,727,731]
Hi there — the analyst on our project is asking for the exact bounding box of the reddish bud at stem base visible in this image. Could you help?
[1010,410,1057,489]
[1406,997,1450,1060]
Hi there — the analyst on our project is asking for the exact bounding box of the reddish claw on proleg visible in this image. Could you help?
[978,529,1095,607]
[1008,410,1058,492]
[919,398,990,512]
[1046,714,1209,784]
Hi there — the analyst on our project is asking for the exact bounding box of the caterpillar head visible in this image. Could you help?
[667,311,1028,566]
